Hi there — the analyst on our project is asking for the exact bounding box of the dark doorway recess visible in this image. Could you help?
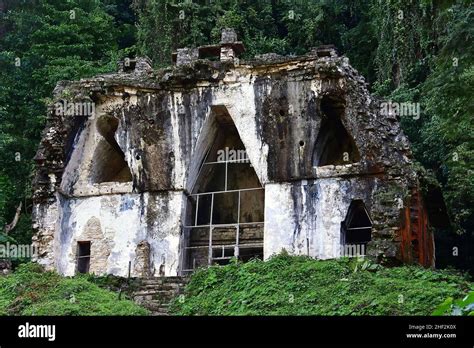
[341,200,372,256]
[77,241,91,274]
[313,96,360,166]
[182,107,264,274]
[91,115,132,183]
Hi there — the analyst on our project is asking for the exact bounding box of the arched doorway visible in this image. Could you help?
[91,115,132,183]
[341,200,372,257]
[313,95,360,167]
[182,107,264,273]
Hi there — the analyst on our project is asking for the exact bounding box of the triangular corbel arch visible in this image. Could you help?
[312,95,360,167]
[341,200,372,256]
[181,105,265,273]
[90,114,132,184]
[186,105,262,193]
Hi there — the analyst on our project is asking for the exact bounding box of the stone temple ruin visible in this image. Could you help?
[32,29,435,277]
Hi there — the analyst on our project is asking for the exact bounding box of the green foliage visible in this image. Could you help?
[0,263,149,316]
[372,1,473,236]
[85,273,143,295]
[0,232,16,244]
[171,254,472,316]
[433,291,474,316]
[0,0,135,242]
[368,1,473,274]
[132,0,377,79]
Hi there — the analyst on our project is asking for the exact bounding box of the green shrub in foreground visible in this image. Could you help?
[0,263,149,316]
[432,291,474,316]
[171,254,472,316]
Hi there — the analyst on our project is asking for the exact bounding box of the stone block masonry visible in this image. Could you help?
[132,277,188,316]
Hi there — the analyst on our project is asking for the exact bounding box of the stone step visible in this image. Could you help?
[134,297,175,304]
[134,291,177,298]
[140,287,186,294]
[139,288,185,294]
[141,282,188,288]
[143,303,170,311]
[140,282,187,289]
[139,282,181,288]
[141,276,188,283]
[133,276,188,315]
[134,296,175,304]
[142,303,172,310]
[133,290,184,298]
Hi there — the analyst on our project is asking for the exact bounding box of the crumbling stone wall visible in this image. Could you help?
[133,240,152,278]
[32,34,434,276]
[68,217,111,274]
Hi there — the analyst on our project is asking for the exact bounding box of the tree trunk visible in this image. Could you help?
[4,201,22,234]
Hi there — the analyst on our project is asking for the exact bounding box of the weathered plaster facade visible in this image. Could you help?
[32,30,434,277]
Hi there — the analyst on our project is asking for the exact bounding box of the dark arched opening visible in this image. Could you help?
[182,107,264,273]
[91,115,132,183]
[341,200,372,256]
[313,96,360,166]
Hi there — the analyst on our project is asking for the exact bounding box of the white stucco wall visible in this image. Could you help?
[264,177,374,260]
[55,191,184,277]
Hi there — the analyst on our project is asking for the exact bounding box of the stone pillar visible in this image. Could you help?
[221,28,238,44]
[220,28,238,62]
[176,48,199,66]
[134,240,152,277]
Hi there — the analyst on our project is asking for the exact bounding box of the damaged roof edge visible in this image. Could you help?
[50,51,370,103]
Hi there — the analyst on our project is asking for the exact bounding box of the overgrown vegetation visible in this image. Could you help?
[171,255,473,315]
[433,291,474,316]
[0,263,149,315]
[0,0,135,244]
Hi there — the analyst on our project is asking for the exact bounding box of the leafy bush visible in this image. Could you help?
[433,292,474,316]
[171,254,472,316]
[0,263,149,316]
